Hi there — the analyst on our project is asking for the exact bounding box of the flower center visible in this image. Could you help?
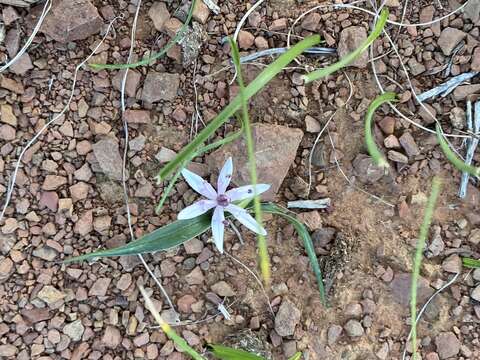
[216,194,230,207]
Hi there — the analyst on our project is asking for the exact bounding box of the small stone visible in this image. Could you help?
[42,175,67,190]
[0,257,13,283]
[441,254,462,274]
[74,211,93,236]
[453,84,480,101]
[344,319,364,337]
[419,103,437,125]
[70,182,90,202]
[112,70,141,98]
[211,281,235,297]
[399,132,420,157]
[327,324,343,345]
[238,30,255,49]
[274,298,301,337]
[297,211,322,230]
[471,285,480,301]
[384,135,400,149]
[254,36,268,49]
[32,246,57,261]
[9,53,33,75]
[184,238,203,254]
[469,229,480,245]
[1,104,17,126]
[0,345,17,357]
[148,2,170,31]
[37,285,66,305]
[435,332,460,359]
[301,12,320,32]
[407,58,425,76]
[123,109,150,124]
[185,266,204,285]
[182,330,200,346]
[378,117,395,135]
[133,333,149,347]
[305,115,321,132]
[116,273,132,291]
[376,343,389,360]
[269,18,287,31]
[40,0,103,42]
[390,273,433,306]
[21,308,51,324]
[63,320,84,342]
[0,124,16,140]
[178,294,196,313]
[312,227,336,247]
[387,150,408,163]
[89,278,111,297]
[3,6,19,26]
[155,147,177,163]
[438,28,466,55]
[1,218,17,234]
[102,326,121,349]
[344,303,363,318]
[353,154,384,184]
[338,26,368,68]
[92,138,124,181]
[142,72,180,103]
[449,107,465,129]
[472,47,480,72]
[74,164,92,181]
[163,17,183,37]
[192,0,210,24]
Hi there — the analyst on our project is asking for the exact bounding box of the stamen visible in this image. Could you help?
[217,194,230,207]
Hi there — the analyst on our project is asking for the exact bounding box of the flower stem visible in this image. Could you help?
[229,38,271,285]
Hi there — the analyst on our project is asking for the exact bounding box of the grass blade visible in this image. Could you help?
[260,203,327,306]
[365,92,397,168]
[436,124,480,177]
[410,177,441,359]
[462,257,480,268]
[229,37,270,284]
[156,35,321,182]
[139,285,205,360]
[287,353,302,360]
[90,0,197,70]
[303,9,389,83]
[208,344,265,360]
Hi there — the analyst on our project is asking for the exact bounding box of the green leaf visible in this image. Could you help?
[436,124,480,177]
[64,213,212,263]
[462,257,480,268]
[260,203,327,306]
[287,353,302,360]
[303,9,389,83]
[364,92,397,169]
[208,344,265,360]
[157,35,321,182]
[90,0,197,70]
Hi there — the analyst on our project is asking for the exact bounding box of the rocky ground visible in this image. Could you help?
[0,0,479,359]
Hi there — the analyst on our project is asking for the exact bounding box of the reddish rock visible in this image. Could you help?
[142,72,180,103]
[102,326,121,349]
[192,0,210,24]
[338,26,368,68]
[269,18,287,31]
[112,70,141,98]
[177,294,196,313]
[74,210,93,236]
[238,30,255,49]
[42,175,67,190]
[0,124,15,141]
[148,2,170,31]
[39,192,59,211]
[123,109,150,124]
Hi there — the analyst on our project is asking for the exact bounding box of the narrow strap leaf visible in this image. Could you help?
[208,344,265,360]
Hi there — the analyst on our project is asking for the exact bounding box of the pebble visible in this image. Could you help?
[327,324,343,345]
[387,150,408,163]
[102,326,122,349]
[434,332,460,359]
[238,30,255,49]
[123,109,150,124]
[437,27,466,55]
[297,211,322,230]
[305,115,321,133]
[389,272,433,306]
[344,319,364,337]
[441,254,462,274]
[471,285,480,302]
[37,285,66,305]
[338,26,368,68]
[40,0,103,42]
[183,238,203,254]
[0,257,13,282]
[42,175,67,190]
[92,138,124,181]
[9,53,33,75]
[312,227,336,247]
[449,107,465,129]
[378,117,395,135]
[469,229,480,245]
[211,281,235,297]
[148,2,170,31]
[63,320,84,342]
[116,273,132,291]
[274,298,301,337]
[399,132,420,157]
[142,72,180,103]
[89,278,111,297]
[352,154,384,183]
[0,104,17,126]
[185,266,204,285]
[384,135,400,149]
[74,210,93,236]
[0,123,15,141]
[192,0,210,24]
[0,345,17,357]
[32,246,58,261]
[177,294,196,313]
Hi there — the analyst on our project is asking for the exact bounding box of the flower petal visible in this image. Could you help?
[217,157,233,194]
[211,206,225,253]
[226,184,271,202]
[181,168,217,199]
[178,200,217,220]
[225,204,267,235]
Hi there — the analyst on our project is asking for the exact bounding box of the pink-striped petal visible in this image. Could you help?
[217,157,233,194]
[211,206,225,253]
[225,204,266,235]
[177,200,216,220]
[181,168,217,200]
[226,184,271,202]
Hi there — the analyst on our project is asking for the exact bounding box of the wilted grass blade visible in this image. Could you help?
[303,9,388,83]
[410,177,441,359]
[365,92,397,168]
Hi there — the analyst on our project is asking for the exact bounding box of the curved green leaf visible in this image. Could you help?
[287,353,302,360]
[208,345,265,360]
[436,124,480,177]
[462,257,480,268]
[365,92,397,168]
[303,8,389,83]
